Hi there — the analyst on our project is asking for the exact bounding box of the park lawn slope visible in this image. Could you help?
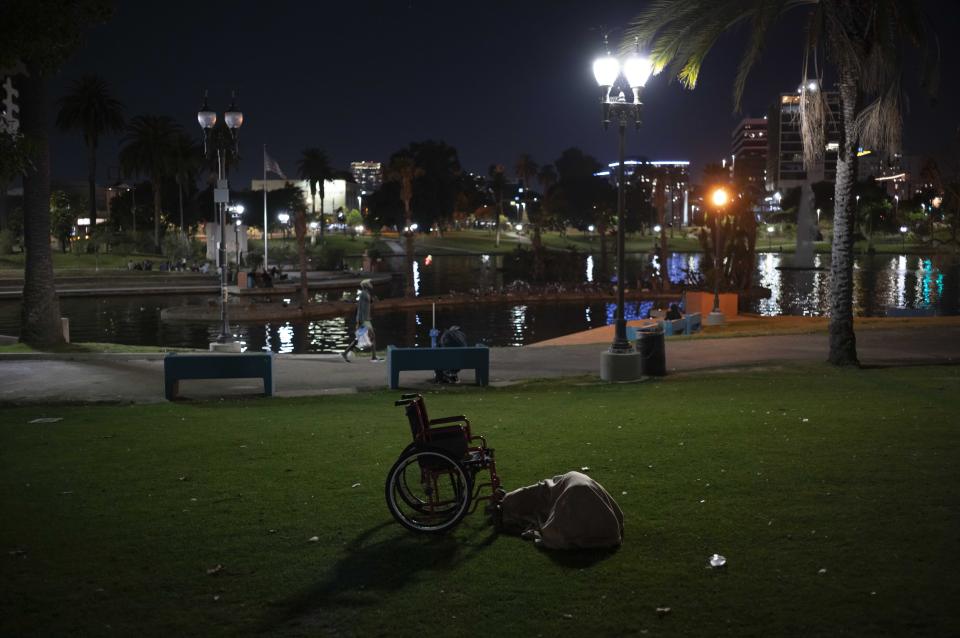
[1,365,958,637]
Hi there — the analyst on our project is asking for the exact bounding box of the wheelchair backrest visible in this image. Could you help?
[398,394,429,442]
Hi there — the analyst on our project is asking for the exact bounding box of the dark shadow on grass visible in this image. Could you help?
[260,520,496,634]
[540,544,620,569]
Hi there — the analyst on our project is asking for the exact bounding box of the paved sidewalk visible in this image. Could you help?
[1,326,958,404]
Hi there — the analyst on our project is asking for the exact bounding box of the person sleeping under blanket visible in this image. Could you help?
[497,471,624,550]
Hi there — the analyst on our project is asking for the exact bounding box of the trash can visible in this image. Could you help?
[638,328,666,376]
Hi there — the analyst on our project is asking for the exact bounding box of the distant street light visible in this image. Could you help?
[593,37,652,380]
[900,225,908,252]
[767,225,775,250]
[198,90,244,348]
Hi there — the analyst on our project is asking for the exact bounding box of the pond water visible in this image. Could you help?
[0,251,956,353]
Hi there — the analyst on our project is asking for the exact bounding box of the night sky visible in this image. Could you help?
[48,0,960,189]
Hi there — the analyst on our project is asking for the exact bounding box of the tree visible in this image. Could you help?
[515,153,539,193]
[119,115,181,252]
[537,164,557,193]
[169,133,202,233]
[297,148,334,245]
[628,0,938,366]
[387,154,423,297]
[49,190,75,253]
[488,164,509,248]
[1,0,112,346]
[55,73,124,223]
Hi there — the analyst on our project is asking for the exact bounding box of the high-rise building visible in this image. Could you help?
[595,159,691,226]
[350,161,382,193]
[731,117,768,198]
[766,88,841,191]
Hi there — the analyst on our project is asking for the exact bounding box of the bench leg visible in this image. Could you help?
[476,364,489,386]
[165,378,179,401]
[263,372,273,397]
[389,367,400,390]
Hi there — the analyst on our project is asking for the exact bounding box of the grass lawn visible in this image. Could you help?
[2,365,959,636]
[0,252,150,272]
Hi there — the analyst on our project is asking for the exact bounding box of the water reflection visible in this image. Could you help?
[0,251,957,353]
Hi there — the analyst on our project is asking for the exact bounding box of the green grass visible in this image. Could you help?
[2,365,958,636]
[0,252,149,271]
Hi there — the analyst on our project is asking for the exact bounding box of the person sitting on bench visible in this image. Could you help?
[665,303,683,320]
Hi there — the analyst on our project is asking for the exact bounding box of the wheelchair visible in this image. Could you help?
[385,393,502,533]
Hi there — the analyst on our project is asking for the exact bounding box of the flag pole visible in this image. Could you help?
[263,144,268,270]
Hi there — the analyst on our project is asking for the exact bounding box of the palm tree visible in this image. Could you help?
[297,148,335,245]
[387,155,423,297]
[55,74,124,223]
[537,164,557,193]
[488,164,508,248]
[170,133,202,233]
[119,115,181,251]
[515,153,539,193]
[627,0,938,366]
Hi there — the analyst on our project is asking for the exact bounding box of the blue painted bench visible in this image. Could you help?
[626,313,703,340]
[164,352,274,400]
[386,345,490,389]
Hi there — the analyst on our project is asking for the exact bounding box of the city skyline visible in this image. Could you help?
[43,0,960,189]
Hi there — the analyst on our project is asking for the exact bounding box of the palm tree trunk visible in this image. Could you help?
[319,195,325,245]
[828,71,860,366]
[18,66,63,346]
[87,142,97,222]
[152,177,161,252]
[177,177,184,233]
[295,209,308,307]
[404,200,415,297]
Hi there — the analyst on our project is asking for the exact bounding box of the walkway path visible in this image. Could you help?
[1,326,957,404]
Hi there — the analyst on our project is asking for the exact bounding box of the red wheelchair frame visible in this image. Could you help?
[385,393,502,533]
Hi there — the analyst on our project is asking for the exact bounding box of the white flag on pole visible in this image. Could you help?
[264,151,287,179]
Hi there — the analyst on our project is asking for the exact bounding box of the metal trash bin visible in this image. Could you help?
[638,328,666,376]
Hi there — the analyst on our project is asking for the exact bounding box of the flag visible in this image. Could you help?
[264,151,287,179]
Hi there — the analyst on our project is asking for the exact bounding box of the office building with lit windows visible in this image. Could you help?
[731,117,768,199]
[766,87,841,191]
[350,161,383,193]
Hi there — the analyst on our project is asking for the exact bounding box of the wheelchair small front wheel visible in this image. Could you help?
[385,447,472,533]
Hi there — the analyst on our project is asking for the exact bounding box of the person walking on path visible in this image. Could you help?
[342,279,381,362]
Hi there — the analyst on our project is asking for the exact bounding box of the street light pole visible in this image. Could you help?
[706,187,729,324]
[198,90,244,350]
[594,38,652,381]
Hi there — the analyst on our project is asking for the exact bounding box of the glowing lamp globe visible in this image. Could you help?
[592,54,620,87]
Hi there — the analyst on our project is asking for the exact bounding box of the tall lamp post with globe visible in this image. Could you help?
[197,90,244,350]
[593,39,653,382]
[706,187,730,325]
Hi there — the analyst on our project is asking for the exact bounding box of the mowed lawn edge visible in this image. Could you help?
[1,364,959,637]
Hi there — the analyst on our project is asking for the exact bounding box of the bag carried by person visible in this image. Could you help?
[356,326,372,349]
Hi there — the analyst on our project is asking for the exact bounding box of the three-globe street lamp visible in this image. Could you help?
[593,40,653,375]
[707,187,730,325]
[198,90,244,347]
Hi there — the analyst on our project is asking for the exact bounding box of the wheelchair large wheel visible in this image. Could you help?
[385,447,472,533]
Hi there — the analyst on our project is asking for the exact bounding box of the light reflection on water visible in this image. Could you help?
[0,252,956,353]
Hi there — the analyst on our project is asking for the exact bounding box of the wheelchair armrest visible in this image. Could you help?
[428,415,468,426]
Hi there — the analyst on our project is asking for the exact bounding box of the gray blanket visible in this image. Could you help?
[500,471,624,549]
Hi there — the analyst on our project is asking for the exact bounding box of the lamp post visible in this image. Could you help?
[229,204,244,268]
[767,225,775,251]
[593,39,652,381]
[900,225,908,252]
[706,187,729,325]
[198,90,244,349]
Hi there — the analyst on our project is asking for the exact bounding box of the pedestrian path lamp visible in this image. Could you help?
[706,187,729,325]
[198,90,244,349]
[594,38,652,381]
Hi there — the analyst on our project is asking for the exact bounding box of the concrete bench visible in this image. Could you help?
[386,345,489,389]
[164,352,274,400]
[684,312,702,334]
